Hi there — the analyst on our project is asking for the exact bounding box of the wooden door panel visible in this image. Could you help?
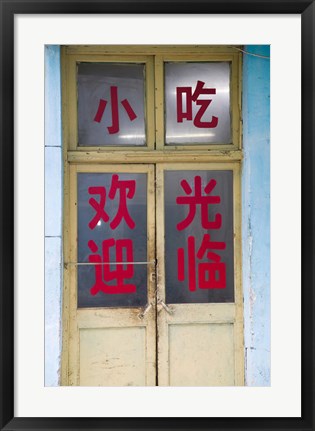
[80,326,147,386]
[64,164,156,387]
[156,163,244,387]
[168,323,235,386]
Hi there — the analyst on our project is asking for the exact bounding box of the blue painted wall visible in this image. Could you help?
[44,45,63,386]
[44,45,270,386]
[242,45,270,386]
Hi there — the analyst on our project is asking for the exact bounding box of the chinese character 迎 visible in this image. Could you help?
[88,238,136,295]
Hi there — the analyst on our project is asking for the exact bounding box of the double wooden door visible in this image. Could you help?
[62,162,244,386]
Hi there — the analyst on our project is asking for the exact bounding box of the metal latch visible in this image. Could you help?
[157,299,174,315]
[138,302,153,320]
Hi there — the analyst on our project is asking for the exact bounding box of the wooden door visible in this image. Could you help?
[62,162,244,386]
[63,164,156,386]
[156,163,244,386]
[61,46,244,387]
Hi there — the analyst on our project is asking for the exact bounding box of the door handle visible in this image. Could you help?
[157,299,174,315]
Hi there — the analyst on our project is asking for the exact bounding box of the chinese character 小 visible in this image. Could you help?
[94,86,137,134]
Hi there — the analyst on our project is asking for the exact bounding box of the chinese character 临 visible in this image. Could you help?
[176,175,222,231]
[176,80,218,128]
[88,238,136,295]
[177,234,226,291]
[88,174,136,230]
[94,86,137,134]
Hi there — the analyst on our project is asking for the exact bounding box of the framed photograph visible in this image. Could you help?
[1,1,314,430]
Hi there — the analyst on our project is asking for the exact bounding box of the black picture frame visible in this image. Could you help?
[0,1,314,430]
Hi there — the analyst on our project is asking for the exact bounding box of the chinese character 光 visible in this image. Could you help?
[176,80,218,128]
[176,175,222,231]
[88,174,136,230]
[94,86,137,134]
[177,234,226,291]
[88,238,136,295]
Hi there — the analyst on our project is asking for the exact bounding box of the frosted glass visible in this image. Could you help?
[165,62,231,145]
[164,170,234,304]
[78,63,146,146]
[77,173,147,308]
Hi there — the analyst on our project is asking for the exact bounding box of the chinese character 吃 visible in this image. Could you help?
[176,80,218,128]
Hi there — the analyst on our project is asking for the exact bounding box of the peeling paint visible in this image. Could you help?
[44,46,63,387]
[242,45,270,386]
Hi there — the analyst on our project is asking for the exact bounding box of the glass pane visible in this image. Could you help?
[77,173,147,308]
[165,62,231,145]
[77,63,146,146]
[164,170,234,304]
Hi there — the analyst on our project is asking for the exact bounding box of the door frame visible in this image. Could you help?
[60,44,244,386]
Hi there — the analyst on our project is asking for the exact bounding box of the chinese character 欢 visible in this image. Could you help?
[176,175,222,231]
[176,80,218,128]
[88,174,136,230]
[88,238,136,295]
[94,86,137,134]
[177,234,226,291]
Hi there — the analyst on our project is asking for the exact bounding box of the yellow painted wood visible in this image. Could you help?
[66,164,80,385]
[155,55,164,150]
[67,150,243,164]
[232,165,245,385]
[159,303,235,324]
[65,45,242,55]
[169,323,235,386]
[65,55,78,151]
[80,327,147,386]
[156,163,244,386]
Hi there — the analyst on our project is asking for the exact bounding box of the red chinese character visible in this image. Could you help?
[109,174,136,230]
[94,86,137,134]
[176,80,218,128]
[177,234,226,291]
[176,176,222,231]
[88,238,136,295]
[88,186,109,230]
[88,175,136,230]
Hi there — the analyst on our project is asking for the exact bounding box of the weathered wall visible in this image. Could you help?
[44,45,271,386]
[44,45,63,386]
[242,45,271,386]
